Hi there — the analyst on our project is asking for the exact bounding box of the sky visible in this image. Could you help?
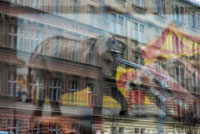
[188,0,200,5]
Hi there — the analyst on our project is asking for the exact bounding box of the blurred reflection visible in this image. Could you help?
[0,0,199,134]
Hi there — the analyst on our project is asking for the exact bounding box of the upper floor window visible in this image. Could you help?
[32,0,39,9]
[192,72,196,88]
[51,0,59,14]
[198,13,200,29]
[180,7,184,23]
[118,16,124,35]
[175,66,185,87]
[189,11,196,28]
[68,40,80,62]
[133,55,143,65]
[8,24,17,49]
[86,44,95,65]
[133,0,144,7]
[110,14,125,35]
[87,5,95,26]
[8,71,17,96]
[139,24,144,43]
[70,0,79,20]
[30,75,45,101]
[154,0,165,16]
[111,14,117,33]
[133,22,145,43]
[172,5,184,24]
[49,78,62,102]
[133,22,138,40]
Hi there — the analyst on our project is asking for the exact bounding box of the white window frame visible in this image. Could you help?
[111,13,117,33]
[133,22,138,40]
[139,0,144,7]
[87,5,95,26]
[133,0,138,6]
[139,24,144,43]
[189,11,196,28]
[68,79,79,104]
[154,0,159,13]
[87,44,95,64]
[8,24,17,49]
[30,76,44,100]
[118,15,124,35]
[49,78,62,102]
[8,71,17,96]
[70,0,79,20]
[32,0,39,8]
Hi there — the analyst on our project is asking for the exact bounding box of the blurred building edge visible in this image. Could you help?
[0,0,199,134]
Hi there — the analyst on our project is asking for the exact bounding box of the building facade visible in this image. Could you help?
[0,0,199,134]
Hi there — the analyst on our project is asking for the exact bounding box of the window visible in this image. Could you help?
[51,0,59,14]
[173,5,184,23]
[17,26,25,51]
[175,66,186,88]
[192,73,196,91]
[70,0,79,20]
[87,5,95,25]
[133,22,145,43]
[7,119,21,134]
[86,82,94,105]
[141,129,146,134]
[133,0,144,7]
[32,0,39,8]
[140,0,144,7]
[68,79,79,103]
[180,6,184,23]
[68,80,78,92]
[68,40,80,61]
[111,14,117,33]
[197,78,200,93]
[154,0,165,16]
[198,14,200,29]
[133,22,138,40]
[180,68,185,86]
[111,127,117,134]
[160,0,164,16]
[118,16,124,35]
[30,30,39,52]
[119,127,124,134]
[139,24,144,43]
[87,44,95,64]
[134,0,138,5]
[48,124,60,134]
[134,128,139,134]
[175,66,180,82]
[8,24,17,49]
[8,71,17,96]
[189,11,196,28]
[30,76,44,101]
[49,78,62,102]
[110,14,125,35]
[133,55,143,65]
[173,33,179,54]
[154,0,158,13]
[29,122,40,134]
[173,6,179,22]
